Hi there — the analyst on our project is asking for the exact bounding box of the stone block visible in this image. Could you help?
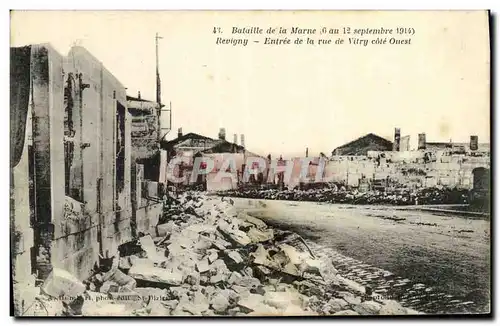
[129,264,184,286]
[379,300,407,315]
[333,309,360,315]
[353,301,382,315]
[247,228,274,243]
[41,268,86,303]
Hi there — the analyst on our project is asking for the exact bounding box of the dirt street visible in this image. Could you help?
[231,198,491,314]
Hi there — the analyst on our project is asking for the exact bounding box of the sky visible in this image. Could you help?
[10,11,490,158]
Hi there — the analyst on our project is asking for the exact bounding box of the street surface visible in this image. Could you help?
[231,198,491,314]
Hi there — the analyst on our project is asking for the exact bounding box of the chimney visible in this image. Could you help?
[218,128,226,140]
[393,128,401,152]
[137,91,141,100]
[470,135,478,151]
[240,134,245,148]
[177,127,183,138]
[233,134,238,145]
[418,133,426,150]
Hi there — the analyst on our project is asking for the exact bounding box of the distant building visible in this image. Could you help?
[161,131,220,158]
[127,94,161,161]
[418,133,489,154]
[425,141,489,154]
[400,135,411,151]
[160,129,262,189]
[332,133,393,156]
[161,129,260,158]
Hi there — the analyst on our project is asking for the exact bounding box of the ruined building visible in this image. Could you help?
[160,129,262,191]
[127,93,162,161]
[10,44,164,302]
[418,133,490,154]
[326,129,490,191]
[331,133,393,156]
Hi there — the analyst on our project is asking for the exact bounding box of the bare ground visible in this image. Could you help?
[231,198,491,313]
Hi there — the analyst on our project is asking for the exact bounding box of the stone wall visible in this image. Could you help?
[313,151,490,190]
[11,102,34,287]
[129,98,160,161]
[269,151,489,190]
[10,44,162,286]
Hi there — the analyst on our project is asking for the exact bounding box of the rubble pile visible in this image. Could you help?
[217,187,469,206]
[22,192,419,316]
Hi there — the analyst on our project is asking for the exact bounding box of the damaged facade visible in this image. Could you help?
[322,129,491,191]
[161,129,264,191]
[127,93,161,161]
[10,44,164,314]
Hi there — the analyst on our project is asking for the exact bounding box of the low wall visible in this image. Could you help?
[291,152,490,190]
[136,200,163,236]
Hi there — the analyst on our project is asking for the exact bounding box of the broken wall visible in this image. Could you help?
[29,45,66,280]
[59,46,133,271]
[128,99,160,161]
[316,152,490,190]
[10,44,138,284]
[131,163,162,236]
[10,45,35,287]
[203,153,243,191]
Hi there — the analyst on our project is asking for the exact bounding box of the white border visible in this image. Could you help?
[2,1,498,326]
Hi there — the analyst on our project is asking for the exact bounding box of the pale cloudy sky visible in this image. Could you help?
[10,11,490,157]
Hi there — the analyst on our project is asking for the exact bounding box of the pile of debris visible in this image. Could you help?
[217,187,468,206]
[23,192,418,316]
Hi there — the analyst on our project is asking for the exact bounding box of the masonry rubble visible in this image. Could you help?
[22,192,421,316]
[217,186,469,206]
